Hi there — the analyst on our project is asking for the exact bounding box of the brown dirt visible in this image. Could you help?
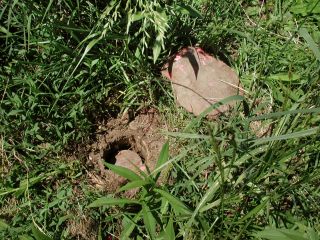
[67,215,97,240]
[249,100,273,138]
[87,108,166,194]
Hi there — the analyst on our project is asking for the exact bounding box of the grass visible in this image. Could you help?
[0,0,320,239]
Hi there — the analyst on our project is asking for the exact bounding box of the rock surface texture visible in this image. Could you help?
[162,47,243,117]
[115,150,145,172]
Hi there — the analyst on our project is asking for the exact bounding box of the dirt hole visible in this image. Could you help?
[102,137,134,165]
[87,109,166,193]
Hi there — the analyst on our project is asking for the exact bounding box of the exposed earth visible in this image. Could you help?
[87,108,166,193]
[86,48,250,194]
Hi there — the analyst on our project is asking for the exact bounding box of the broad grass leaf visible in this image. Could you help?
[153,40,162,64]
[176,3,202,18]
[299,28,320,61]
[31,222,53,240]
[151,142,203,177]
[142,204,156,238]
[131,12,144,22]
[307,0,320,13]
[19,236,34,240]
[290,4,308,15]
[0,26,12,37]
[250,127,319,145]
[254,228,308,240]
[290,0,320,15]
[187,180,220,227]
[121,212,142,239]
[306,228,320,240]
[156,142,169,169]
[41,0,53,23]
[71,37,101,76]
[269,73,300,82]
[165,217,175,240]
[15,175,45,196]
[199,199,221,213]
[119,180,150,192]
[154,188,191,214]
[154,141,169,181]
[88,197,140,208]
[0,187,19,196]
[246,107,320,122]
[163,132,244,144]
[105,162,142,182]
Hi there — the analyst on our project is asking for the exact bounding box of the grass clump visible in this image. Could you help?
[1,0,320,239]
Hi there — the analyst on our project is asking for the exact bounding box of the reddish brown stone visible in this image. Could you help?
[162,47,243,117]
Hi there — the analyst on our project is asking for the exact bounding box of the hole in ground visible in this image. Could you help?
[102,137,133,165]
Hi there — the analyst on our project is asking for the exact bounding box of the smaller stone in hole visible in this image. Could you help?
[103,139,132,165]
[115,150,144,172]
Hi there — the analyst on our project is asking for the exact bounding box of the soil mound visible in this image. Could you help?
[87,109,165,193]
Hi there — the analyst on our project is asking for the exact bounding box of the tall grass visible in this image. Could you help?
[1,0,320,239]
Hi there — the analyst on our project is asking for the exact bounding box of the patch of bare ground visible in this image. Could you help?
[67,214,98,240]
[86,108,167,195]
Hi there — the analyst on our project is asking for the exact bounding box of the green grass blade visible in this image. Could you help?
[0,26,12,38]
[119,180,150,192]
[105,162,142,182]
[154,141,169,181]
[239,197,269,222]
[176,3,203,18]
[163,132,210,139]
[254,228,308,240]
[31,222,53,240]
[199,199,221,213]
[71,37,101,76]
[153,39,162,64]
[299,28,320,61]
[121,212,142,239]
[246,107,320,122]
[151,141,203,178]
[187,179,220,228]
[0,219,9,231]
[184,95,244,131]
[142,203,156,238]
[41,0,53,23]
[27,14,31,51]
[165,217,175,240]
[88,197,140,208]
[154,188,191,214]
[155,141,169,170]
[250,127,319,145]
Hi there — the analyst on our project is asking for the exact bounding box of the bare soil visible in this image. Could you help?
[87,108,166,193]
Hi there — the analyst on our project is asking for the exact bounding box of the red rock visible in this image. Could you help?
[115,150,145,172]
[162,47,243,117]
